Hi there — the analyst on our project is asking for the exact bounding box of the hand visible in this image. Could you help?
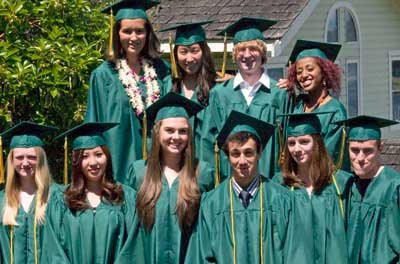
[277,78,294,91]
[215,71,234,83]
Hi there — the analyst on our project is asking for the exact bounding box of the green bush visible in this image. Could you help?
[0,0,111,181]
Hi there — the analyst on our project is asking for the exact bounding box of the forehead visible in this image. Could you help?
[228,138,257,151]
[82,146,104,154]
[296,57,319,68]
[120,18,146,28]
[349,139,379,148]
[177,43,201,50]
[160,117,189,128]
[13,147,37,156]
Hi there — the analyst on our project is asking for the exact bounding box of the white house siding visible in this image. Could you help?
[271,0,400,138]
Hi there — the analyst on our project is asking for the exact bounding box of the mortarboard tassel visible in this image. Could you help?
[214,141,220,187]
[63,136,68,185]
[277,120,284,166]
[142,112,148,160]
[108,9,114,58]
[169,33,179,79]
[335,126,347,170]
[0,136,4,184]
[221,32,227,78]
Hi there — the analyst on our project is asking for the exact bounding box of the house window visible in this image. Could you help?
[267,67,284,81]
[346,61,359,116]
[327,9,339,42]
[325,6,359,43]
[392,59,400,121]
[344,9,357,42]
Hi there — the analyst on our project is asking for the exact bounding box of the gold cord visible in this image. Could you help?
[221,33,227,78]
[332,173,344,218]
[229,176,263,264]
[142,112,148,160]
[214,142,220,187]
[63,136,68,184]
[335,126,347,170]
[108,9,114,57]
[229,179,236,264]
[169,33,179,79]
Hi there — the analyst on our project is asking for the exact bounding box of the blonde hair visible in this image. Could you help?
[232,39,268,64]
[136,119,200,233]
[2,147,52,225]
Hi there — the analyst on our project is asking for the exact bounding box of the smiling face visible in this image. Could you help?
[176,43,203,76]
[287,135,314,167]
[119,18,147,58]
[12,147,38,179]
[295,57,324,93]
[159,117,189,158]
[81,146,107,183]
[349,140,382,179]
[228,138,260,187]
[234,41,264,77]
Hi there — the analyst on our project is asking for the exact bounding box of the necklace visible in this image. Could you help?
[303,91,329,112]
[116,58,160,115]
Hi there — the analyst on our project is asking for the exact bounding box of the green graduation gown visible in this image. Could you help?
[84,59,170,183]
[293,96,349,170]
[127,159,215,264]
[185,175,311,264]
[273,170,352,264]
[203,77,290,180]
[46,184,139,264]
[0,184,65,264]
[346,166,400,263]
[163,75,212,160]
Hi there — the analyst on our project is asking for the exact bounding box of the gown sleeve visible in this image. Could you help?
[184,194,216,263]
[388,185,400,261]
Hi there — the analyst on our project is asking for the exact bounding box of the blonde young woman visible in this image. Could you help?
[126,93,215,264]
[0,121,62,263]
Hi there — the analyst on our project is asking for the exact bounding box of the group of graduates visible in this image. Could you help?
[0,0,399,263]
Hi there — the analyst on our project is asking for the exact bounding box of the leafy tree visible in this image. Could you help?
[0,0,111,180]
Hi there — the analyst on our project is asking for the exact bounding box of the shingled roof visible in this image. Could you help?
[381,139,400,172]
[153,0,309,42]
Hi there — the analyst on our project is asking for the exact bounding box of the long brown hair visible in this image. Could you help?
[64,145,123,211]
[172,41,216,106]
[107,18,161,63]
[136,120,200,233]
[281,134,334,193]
[2,147,51,225]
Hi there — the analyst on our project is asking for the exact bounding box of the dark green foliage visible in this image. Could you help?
[0,0,111,180]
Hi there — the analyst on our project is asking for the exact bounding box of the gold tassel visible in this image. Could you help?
[169,33,179,79]
[63,136,68,185]
[142,112,147,160]
[335,126,347,171]
[214,141,220,188]
[277,120,284,166]
[221,32,227,78]
[108,9,114,58]
[0,136,4,184]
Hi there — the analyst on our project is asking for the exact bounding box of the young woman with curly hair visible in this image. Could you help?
[126,93,215,264]
[46,123,139,263]
[274,113,352,264]
[286,39,349,170]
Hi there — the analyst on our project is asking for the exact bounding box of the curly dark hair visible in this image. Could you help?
[287,56,342,96]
